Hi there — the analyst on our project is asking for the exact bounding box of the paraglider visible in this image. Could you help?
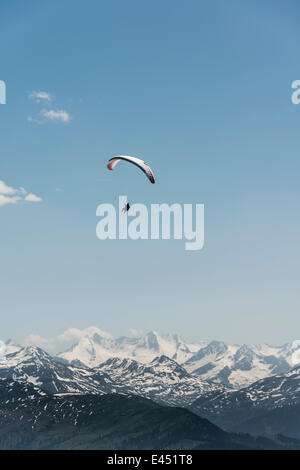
[107,155,155,214]
[107,155,155,184]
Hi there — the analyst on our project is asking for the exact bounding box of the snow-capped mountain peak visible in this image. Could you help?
[184,340,293,388]
[58,329,202,368]
[96,354,225,406]
[0,345,117,395]
[149,355,190,379]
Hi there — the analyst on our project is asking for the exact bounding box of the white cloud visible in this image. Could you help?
[24,193,43,202]
[0,180,18,195]
[29,91,52,102]
[23,326,113,354]
[42,109,71,123]
[0,180,42,207]
[129,328,144,337]
[28,90,72,124]
[58,326,112,343]
[57,328,87,344]
[0,195,21,206]
[24,335,54,350]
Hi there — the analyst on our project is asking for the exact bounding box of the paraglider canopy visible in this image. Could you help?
[107,155,155,184]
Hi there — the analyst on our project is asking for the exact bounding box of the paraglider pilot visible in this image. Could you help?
[122,202,130,213]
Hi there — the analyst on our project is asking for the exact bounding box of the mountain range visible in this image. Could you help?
[96,355,226,406]
[57,328,202,368]
[2,328,300,447]
[56,327,294,388]
[0,345,224,407]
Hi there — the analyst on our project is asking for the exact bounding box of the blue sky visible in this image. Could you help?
[0,0,300,346]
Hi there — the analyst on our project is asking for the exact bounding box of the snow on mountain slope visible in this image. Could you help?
[58,328,203,367]
[190,365,300,430]
[0,377,46,402]
[184,341,293,388]
[96,355,226,406]
[238,365,300,408]
[0,345,227,408]
[24,327,295,389]
[0,346,117,395]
